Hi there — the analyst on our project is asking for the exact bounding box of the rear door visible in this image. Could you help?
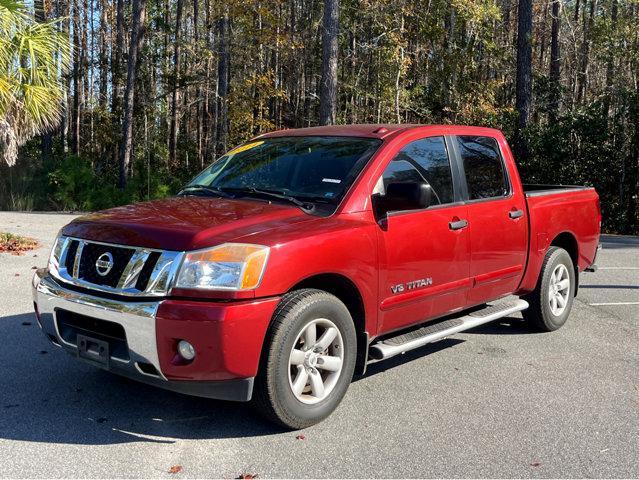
[375,136,471,334]
[452,135,528,304]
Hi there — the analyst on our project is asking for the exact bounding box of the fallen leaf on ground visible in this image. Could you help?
[236,474,258,479]
[168,465,183,474]
[0,233,39,255]
[530,462,541,467]
[295,434,306,440]
[14,273,20,277]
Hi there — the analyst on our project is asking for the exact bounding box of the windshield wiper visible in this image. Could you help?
[177,184,234,198]
[224,187,313,210]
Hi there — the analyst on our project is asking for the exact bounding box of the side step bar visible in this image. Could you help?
[368,299,529,361]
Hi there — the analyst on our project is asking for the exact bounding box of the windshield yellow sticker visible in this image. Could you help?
[227,141,264,156]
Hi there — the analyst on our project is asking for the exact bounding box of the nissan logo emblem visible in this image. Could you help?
[95,252,114,276]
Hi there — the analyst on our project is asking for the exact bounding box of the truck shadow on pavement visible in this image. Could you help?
[464,316,536,335]
[1,312,284,444]
[1,312,529,445]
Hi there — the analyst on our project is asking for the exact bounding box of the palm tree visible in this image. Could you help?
[0,0,70,167]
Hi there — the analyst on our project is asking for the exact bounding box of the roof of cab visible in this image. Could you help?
[255,123,504,140]
[257,124,421,139]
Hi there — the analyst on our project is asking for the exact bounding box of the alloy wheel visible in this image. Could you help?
[548,263,570,316]
[288,318,344,405]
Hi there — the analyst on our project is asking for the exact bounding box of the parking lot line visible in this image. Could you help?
[596,267,639,270]
[589,301,639,306]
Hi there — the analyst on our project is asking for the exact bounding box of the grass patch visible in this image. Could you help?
[0,232,40,255]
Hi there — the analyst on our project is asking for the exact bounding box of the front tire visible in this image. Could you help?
[522,246,575,331]
[253,289,357,429]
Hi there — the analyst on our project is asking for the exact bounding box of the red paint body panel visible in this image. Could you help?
[516,188,601,293]
[376,205,470,333]
[465,137,529,303]
[56,124,601,381]
[156,296,280,380]
[62,196,311,251]
[250,212,380,335]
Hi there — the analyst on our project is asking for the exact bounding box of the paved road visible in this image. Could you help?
[1,211,638,478]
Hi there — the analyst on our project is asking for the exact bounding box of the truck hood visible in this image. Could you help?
[61,196,313,251]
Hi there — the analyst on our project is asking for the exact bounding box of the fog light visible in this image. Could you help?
[177,340,196,361]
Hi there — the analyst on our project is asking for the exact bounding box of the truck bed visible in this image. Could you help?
[523,184,594,197]
[516,184,600,294]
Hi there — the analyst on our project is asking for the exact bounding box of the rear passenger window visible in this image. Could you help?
[381,136,454,205]
[457,136,509,200]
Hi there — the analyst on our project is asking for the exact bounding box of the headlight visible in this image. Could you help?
[175,243,270,290]
[48,233,64,276]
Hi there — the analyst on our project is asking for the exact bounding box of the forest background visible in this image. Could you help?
[1,0,637,235]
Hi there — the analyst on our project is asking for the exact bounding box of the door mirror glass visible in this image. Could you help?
[376,181,432,215]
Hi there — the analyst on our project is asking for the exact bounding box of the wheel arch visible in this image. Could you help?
[549,231,579,295]
[289,273,369,375]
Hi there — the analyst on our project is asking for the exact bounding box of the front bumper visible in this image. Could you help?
[32,269,279,401]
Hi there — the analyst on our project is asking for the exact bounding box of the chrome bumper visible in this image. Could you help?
[32,269,255,401]
[32,269,165,379]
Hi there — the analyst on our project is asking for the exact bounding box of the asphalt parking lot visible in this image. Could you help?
[1,211,638,478]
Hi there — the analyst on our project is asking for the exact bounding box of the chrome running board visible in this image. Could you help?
[368,298,529,361]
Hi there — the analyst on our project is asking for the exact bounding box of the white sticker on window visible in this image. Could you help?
[322,178,341,184]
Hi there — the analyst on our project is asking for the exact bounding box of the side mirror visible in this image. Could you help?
[376,182,432,215]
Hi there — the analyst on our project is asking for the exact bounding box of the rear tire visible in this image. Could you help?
[253,289,357,429]
[522,246,575,332]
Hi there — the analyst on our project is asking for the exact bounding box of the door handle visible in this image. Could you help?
[509,209,524,219]
[449,219,468,230]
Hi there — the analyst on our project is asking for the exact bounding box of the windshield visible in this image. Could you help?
[185,136,382,209]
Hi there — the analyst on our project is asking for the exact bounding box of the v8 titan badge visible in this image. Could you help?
[391,277,433,294]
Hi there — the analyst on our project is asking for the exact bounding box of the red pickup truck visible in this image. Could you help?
[33,124,601,428]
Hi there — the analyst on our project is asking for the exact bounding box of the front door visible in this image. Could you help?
[375,136,471,334]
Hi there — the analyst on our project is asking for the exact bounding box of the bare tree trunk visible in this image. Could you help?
[395,14,405,124]
[34,0,53,162]
[98,0,108,108]
[118,0,147,189]
[168,0,183,167]
[202,0,213,162]
[537,0,549,71]
[577,0,597,104]
[194,0,203,166]
[58,0,70,154]
[548,0,561,121]
[111,0,125,116]
[443,5,456,118]
[71,0,81,156]
[215,11,230,155]
[319,0,338,125]
[603,0,618,119]
[110,0,125,170]
[515,0,532,161]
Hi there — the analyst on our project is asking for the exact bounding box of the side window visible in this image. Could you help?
[380,136,454,205]
[457,136,509,200]
[382,160,424,186]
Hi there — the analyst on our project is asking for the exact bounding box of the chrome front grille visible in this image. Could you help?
[76,241,136,287]
[49,237,183,297]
